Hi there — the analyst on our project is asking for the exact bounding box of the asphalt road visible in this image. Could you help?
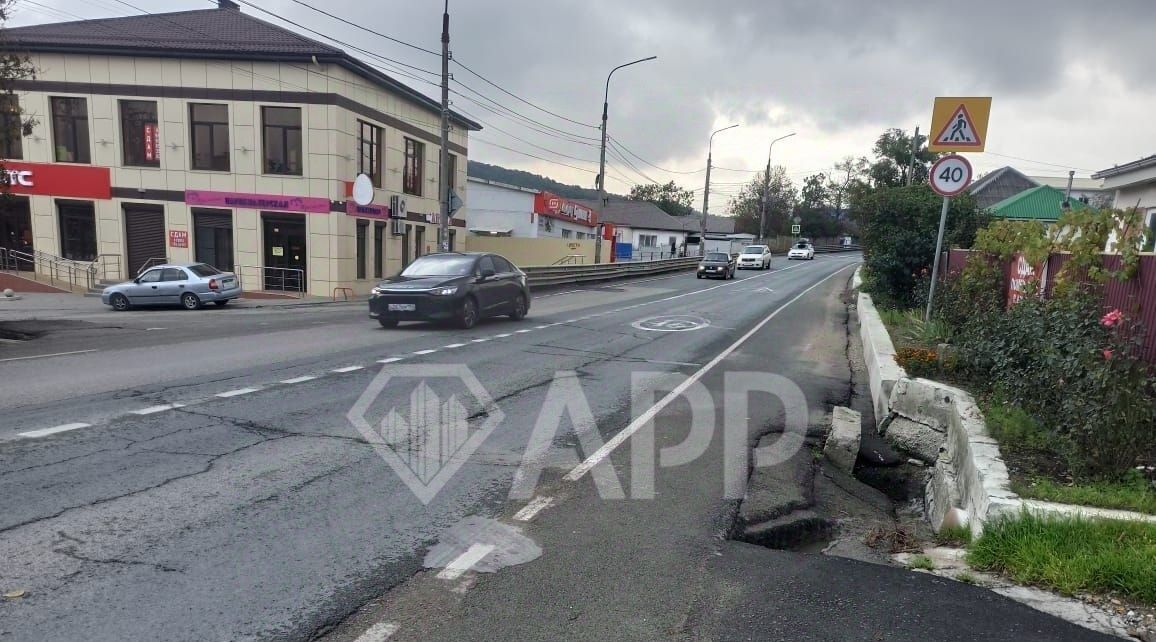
[0,255,1109,641]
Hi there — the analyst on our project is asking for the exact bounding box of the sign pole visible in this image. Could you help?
[925,195,950,322]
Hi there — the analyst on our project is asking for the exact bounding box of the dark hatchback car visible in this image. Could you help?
[369,252,531,329]
[697,252,736,279]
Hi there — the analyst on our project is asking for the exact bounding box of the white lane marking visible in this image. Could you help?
[18,423,91,438]
[377,357,404,364]
[145,327,167,331]
[332,366,365,373]
[564,319,581,324]
[535,325,550,330]
[216,387,260,398]
[443,343,467,349]
[493,333,512,339]
[513,496,555,522]
[131,403,186,416]
[354,622,400,642]
[471,338,490,343]
[436,543,495,581]
[515,329,532,334]
[0,349,97,363]
[565,263,855,482]
[413,349,438,355]
[280,376,318,384]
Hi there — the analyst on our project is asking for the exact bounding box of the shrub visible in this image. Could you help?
[895,347,939,378]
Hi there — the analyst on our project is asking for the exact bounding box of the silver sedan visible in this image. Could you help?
[101,262,242,311]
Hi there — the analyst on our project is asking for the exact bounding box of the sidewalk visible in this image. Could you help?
[0,291,363,322]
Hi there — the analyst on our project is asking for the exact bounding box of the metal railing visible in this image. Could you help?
[93,254,124,284]
[551,255,586,265]
[0,247,97,291]
[135,257,170,275]
[522,256,701,288]
[236,265,306,298]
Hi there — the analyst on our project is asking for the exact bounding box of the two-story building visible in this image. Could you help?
[0,1,480,296]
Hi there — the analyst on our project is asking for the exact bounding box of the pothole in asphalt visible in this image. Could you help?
[423,516,542,574]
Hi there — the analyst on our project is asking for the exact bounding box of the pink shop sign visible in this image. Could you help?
[185,190,332,214]
[345,201,391,219]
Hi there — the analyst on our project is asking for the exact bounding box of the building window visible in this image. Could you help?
[0,94,22,159]
[120,100,159,167]
[640,234,657,247]
[262,106,302,175]
[190,103,230,171]
[356,220,368,280]
[404,137,423,196]
[561,229,573,239]
[359,121,383,187]
[51,97,90,164]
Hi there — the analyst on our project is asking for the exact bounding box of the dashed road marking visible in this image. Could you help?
[513,496,554,522]
[515,329,532,334]
[332,366,365,373]
[354,621,400,642]
[413,349,438,355]
[493,333,512,339]
[471,338,489,343]
[0,349,98,363]
[280,376,318,384]
[18,423,91,438]
[216,387,260,398]
[443,343,467,349]
[131,403,186,416]
[377,357,405,364]
[436,543,495,581]
[535,325,550,330]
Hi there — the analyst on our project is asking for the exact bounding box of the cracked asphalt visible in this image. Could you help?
[0,255,1111,641]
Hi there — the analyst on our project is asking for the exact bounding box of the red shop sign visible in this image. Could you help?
[144,124,158,163]
[0,161,111,199]
[169,230,189,248]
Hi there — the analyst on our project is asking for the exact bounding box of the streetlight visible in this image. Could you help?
[595,55,657,264]
[759,132,796,241]
[700,124,740,251]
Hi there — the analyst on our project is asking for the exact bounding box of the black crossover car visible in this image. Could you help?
[369,252,531,329]
[697,252,736,279]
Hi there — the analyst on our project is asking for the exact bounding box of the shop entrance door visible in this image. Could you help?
[262,214,306,292]
[0,197,32,270]
[57,201,97,262]
[123,203,166,276]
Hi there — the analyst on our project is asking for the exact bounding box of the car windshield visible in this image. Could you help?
[743,246,766,254]
[704,253,730,261]
[400,255,476,277]
[187,264,222,277]
[795,243,809,249]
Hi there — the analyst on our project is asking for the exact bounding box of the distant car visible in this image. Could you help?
[787,242,815,260]
[369,252,530,329]
[736,245,772,270]
[697,252,735,280]
[102,262,241,311]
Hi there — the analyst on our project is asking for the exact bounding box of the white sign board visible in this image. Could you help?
[929,154,973,197]
[791,224,801,235]
[352,174,374,206]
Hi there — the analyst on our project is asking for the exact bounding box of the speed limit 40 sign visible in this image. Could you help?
[929,154,973,197]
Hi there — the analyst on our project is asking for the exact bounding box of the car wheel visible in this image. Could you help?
[110,293,130,311]
[378,318,399,328]
[458,297,479,329]
[214,300,229,307]
[509,294,528,321]
[181,292,202,310]
[697,274,703,279]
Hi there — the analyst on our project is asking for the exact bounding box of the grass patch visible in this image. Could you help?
[876,307,951,350]
[982,400,1055,455]
[908,554,935,571]
[968,512,1156,604]
[1014,475,1156,516]
[934,525,973,547]
[956,571,978,585]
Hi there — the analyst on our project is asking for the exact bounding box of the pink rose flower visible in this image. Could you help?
[1101,309,1123,327]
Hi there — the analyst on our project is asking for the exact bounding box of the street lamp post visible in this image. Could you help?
[700,124,739,253]
[595,56,656,264]
[758,132,796,241]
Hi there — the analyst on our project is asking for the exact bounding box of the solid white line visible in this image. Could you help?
[413,349,438,355]
[280,376,317,384]
[354,622,400,642]
[377,357,404,364]
[18,423,91,438]
[0,349,97,363]
[436,543,495,581]
[216,387,260,398]
[443,343,467,349]
[565,263,855,482]
[332,366,365,373]
[513,496,555,522]
[130,403,186,416]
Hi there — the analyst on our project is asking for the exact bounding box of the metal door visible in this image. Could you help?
[124,204,166,275]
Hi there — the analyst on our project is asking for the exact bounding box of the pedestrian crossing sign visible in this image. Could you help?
[928,97,991,152]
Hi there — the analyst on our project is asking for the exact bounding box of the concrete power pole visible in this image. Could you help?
[758,133,795,241]
[906,126,920,187]
[702,125,739,254]
[437,1,451,252]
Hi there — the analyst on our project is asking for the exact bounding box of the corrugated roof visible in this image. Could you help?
[575,199,691,232]
[7,6,482,131]
[1093,154,1156,180]
[990,185,1094,222]
[1026,175,1106,191]
[968,166,1038,209]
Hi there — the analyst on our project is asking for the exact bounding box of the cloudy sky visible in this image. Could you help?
[12,0,1156,209]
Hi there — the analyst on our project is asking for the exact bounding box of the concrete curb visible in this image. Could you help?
[856,292,906,420]
[823,406,861,473]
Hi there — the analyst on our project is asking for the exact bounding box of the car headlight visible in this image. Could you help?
[371,287,386,295]
[430,286,459,296]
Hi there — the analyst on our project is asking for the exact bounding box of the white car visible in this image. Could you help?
[736,245,772,270]
[787,242,815,260]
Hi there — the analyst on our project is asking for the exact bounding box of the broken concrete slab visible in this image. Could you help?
[740,509,834,550]
[740,440,815,527]
[880,415,943,464]
[823,406,861,473]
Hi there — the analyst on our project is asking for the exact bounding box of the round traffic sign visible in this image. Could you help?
[929,154,973,197]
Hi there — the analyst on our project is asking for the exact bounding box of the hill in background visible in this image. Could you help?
[467,161,623,201]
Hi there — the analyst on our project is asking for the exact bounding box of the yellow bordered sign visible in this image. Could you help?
[928,97,991,153]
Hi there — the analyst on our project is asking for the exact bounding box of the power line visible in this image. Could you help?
[984,151,1097,173]
[608,135,704,175]
[453,106,599,165]
[471,138,597,174]
[452,58,596,130]
[452,80,600,143]
[281,0,439,57]
[451,87,600,147]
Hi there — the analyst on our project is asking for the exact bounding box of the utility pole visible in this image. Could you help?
[437,0,451,252]
[758,133,796,241]
[1063,170,1075,210]
[702,125,739,251]
[595,56,656,264]
[906,126,920,187]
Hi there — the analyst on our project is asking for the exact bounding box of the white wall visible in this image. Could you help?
[463,181,537,237]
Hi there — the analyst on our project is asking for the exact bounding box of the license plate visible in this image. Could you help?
[222,278,236,288]
[388,303,416,312]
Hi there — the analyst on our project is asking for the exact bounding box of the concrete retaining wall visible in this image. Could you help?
[857,292,906,421]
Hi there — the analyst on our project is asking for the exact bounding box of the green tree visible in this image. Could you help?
[826,156,869,215]
[628,180,695,217]
[727,167,796,238]
[868,128,937,188]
